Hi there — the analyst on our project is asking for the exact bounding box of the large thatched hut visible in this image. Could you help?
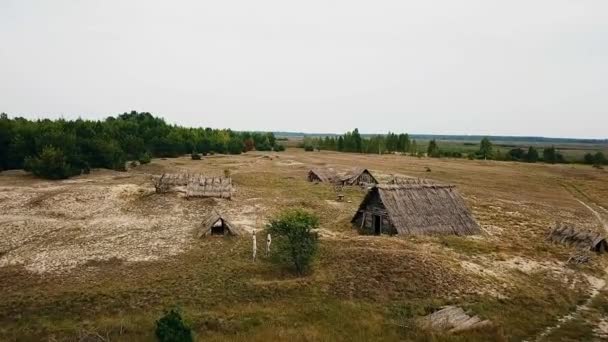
[308,168,338,183]
[339,168,378,186]
[198,211,242,237]
[351,184,480,236]
[547,222,607,253]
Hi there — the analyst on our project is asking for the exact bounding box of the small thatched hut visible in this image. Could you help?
[547,222,607,253]
[308,168,338,183]
[153,173,234,198]
[339,168,378,186]
[198,211,242,237]
[351,184,480,236]
[186,176,233,199]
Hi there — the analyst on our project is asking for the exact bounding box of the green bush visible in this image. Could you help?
[274,144,286,152]
[191,153,201,160]
[267,209,319,275]
[304,145,314,152]
[24,146,73,180]
[155,309,193,342]
[138,152,151,164]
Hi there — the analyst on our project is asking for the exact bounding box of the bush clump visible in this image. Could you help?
[191,153,201,160]
[138,152,151,164]
[24,146,73,180]
[155,309,193,342]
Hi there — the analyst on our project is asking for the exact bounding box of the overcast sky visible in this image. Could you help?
[1,1,607,138]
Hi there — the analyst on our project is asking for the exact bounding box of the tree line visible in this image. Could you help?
[303,129,607,167]
[0,111,283,179]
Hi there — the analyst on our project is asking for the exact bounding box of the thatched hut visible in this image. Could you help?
[351,184,480,236]
[198,211,242,237]
[547,222,607,253]
[308,168,338,183]
[186,176,233,199]
[339,168,378,186]
[153,173,233,198]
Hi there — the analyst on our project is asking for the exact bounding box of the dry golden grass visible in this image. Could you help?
[1,149,607,340]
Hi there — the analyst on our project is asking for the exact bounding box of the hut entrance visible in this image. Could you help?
[211,219,226,235]
[373,215,381,235]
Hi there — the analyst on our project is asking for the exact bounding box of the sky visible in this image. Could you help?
[1,1,607,138]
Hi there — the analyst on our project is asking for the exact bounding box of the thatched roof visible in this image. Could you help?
[198,211,242,237]
[340,168,378,185]
[388,177,437,185]
[547,222,607,253]
[352,184,480,235]
[308,168,338,183]
[186,176,233,199]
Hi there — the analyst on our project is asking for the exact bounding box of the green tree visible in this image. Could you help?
[478,138,494,160]
[594,152,607,166]
[267,209,319,275]
[155,309,193,342]
[526,146,539,163]
[427,139,440,157]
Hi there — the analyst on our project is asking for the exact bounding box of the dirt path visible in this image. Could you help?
[535,190,608,341]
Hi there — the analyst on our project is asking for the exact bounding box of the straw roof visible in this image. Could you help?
[388,177,437,185]
[198,211,242,237]
[340,168,378,186]
[547,222,607,253]
[308,168,339,183]
[352,184,480,236]
[186,176,233,199]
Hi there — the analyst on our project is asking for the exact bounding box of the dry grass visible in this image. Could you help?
[1,149,608,340]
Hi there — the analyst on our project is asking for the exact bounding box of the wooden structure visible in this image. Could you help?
[547,222,607,253]
[388,177,436,185]
[153,173,234,199]
[307,168,338,183]
[198,211,241,237]
[351,184,480,236]
[339,168,378,187]
[186,176,233,199]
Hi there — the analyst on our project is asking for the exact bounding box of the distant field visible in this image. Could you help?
[282,136,608,162]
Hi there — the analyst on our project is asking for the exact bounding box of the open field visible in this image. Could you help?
[2,149,608,341]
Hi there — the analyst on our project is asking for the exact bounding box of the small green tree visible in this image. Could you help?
[427,139,440,157]
[155,309,193,342]
[478,138,493,160]
[267,209,319,275]
[526,146,539,163]
[594,152,607,167]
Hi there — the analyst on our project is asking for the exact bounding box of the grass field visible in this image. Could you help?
[1,149,608,341]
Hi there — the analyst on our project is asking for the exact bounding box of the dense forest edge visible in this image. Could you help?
[1,112,606,180]
[0,111,283,179]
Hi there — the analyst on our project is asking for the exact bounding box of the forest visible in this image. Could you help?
[0,111,282,179]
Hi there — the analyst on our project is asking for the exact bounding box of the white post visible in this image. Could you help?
[252,229,257,261]
[266,233,272,256]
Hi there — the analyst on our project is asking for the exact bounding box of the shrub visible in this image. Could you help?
[138,152,151,164]
[274,144,286,152]
[191,153,201,160]
[267,209,319,275]
[155,309,193,342]
[304,145,314,152]
[24,146,73,180]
